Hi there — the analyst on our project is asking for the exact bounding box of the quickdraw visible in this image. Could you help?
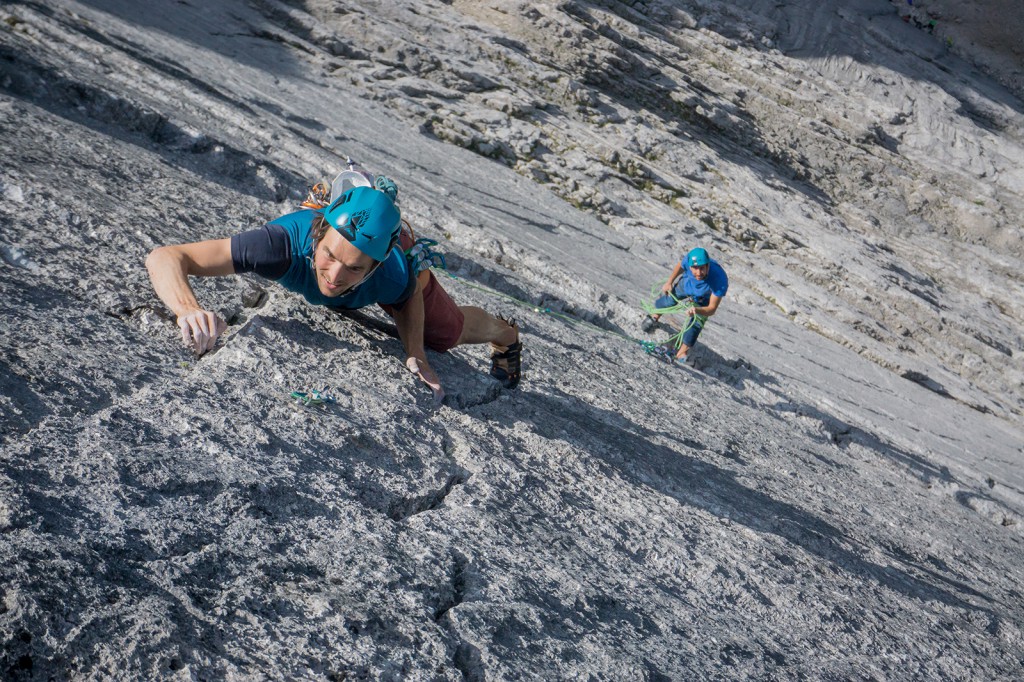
[301,181,331,209]
[290,389,336,407]
[405,238,447,274]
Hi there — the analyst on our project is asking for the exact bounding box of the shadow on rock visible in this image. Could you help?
[520,388,994,613]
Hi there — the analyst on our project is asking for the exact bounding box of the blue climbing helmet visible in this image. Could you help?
[322,185,401,262]
[686,247,710,267]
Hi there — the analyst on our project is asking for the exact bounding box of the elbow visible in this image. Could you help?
[146,245,182,276]
[144,246,166,275]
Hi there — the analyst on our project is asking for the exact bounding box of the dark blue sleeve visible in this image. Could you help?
[230,224,292,280]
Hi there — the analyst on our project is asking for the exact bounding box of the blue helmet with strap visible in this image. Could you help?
[686,247,710,267]
[322,186,401,262]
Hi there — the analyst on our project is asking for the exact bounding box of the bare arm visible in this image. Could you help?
[692,293,723,317]
[145,239,234,354]
[392,271,428,360]
[392,270,444,404]
[146,239,234,316]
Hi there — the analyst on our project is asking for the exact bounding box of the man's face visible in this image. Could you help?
[690,263,709,281]
[314,227,377,297]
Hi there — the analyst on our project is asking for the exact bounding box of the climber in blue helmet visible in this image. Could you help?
[641,246,729,364]
[145,174,521,403]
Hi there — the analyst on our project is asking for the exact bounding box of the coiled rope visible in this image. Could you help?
[640,281,708,352]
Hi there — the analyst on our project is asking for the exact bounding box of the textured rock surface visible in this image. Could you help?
[1,0,1022,679]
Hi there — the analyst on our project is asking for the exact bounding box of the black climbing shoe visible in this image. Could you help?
[489,318,522,389]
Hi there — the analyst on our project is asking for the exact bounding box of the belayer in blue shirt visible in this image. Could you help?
[641,246,728,364]
[145,175,522,403]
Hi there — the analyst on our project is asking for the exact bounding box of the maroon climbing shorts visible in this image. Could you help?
[380,272,464,352]
[421,271,465,352]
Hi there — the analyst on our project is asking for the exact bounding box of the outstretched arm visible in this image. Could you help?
[145,238,234,354]
[392,270,444,404]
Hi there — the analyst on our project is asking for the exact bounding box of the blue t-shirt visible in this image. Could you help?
[230,209,415,310]
[673,258,728,307]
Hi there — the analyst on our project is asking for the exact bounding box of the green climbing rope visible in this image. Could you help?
[639,281,708,351]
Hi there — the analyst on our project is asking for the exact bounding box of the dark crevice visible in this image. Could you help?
[246,0,371,60]
[387,468,470,522]
[444,383,504,410]
[900,370,992,414]
[433,552,469,622]
[431,551,485,680]
[900,370,951,398]
[104,305,174,323]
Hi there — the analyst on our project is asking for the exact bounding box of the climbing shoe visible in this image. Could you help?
[641,315,658,333]
[489,318,522,389]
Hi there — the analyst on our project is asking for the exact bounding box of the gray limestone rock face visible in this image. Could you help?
[0,0,1022,679]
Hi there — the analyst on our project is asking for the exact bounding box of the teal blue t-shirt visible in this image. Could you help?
[230,209,415,310]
